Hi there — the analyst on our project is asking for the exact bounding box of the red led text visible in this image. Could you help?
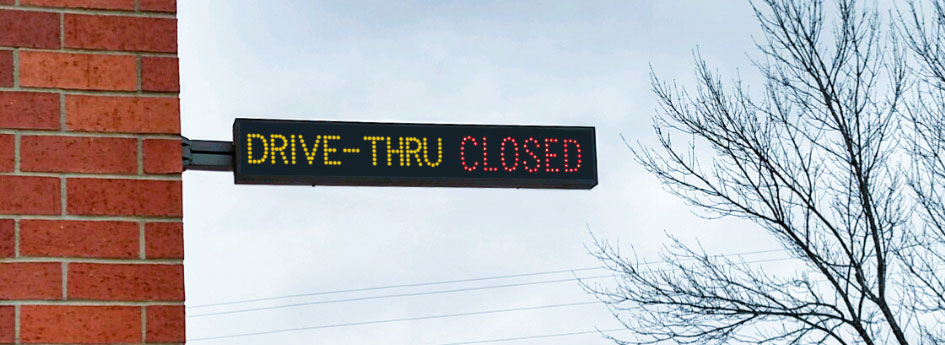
[459,136,582,173]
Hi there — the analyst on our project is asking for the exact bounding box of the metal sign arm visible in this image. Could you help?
[182,137,234,171]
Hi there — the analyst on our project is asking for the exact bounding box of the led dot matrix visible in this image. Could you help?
[246,133,268,164]
[422,137,443,167]
[248,133,583,174]
[234,119,596,189]
[524,137,541,173]
[563,139,582,172]
[500,137,519,172]
[363,136,384,166]
[298,135,322,165]
[460,136,478,171]
[544,138,560,173]
[322,135,341,166]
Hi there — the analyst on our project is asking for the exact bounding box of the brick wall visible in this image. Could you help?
[0,0,183,343]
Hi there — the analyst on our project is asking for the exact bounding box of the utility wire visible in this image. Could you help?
[188,301,602,342]
[189,248,786,309]
[188,255,798,341]
[188,256,794,318]
[435,328,628,345]
[187,266,603,309]
[188,275,613,318]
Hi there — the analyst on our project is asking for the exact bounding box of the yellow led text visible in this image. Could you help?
[323,135,341,166]
[422,137,443,167]
[363,136,442,167]
[246,134,268,164]
[269,134,289,164]
[246,134,442,168]
[246,133,344,166]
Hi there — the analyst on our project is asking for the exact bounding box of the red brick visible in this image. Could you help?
[21,136,138,174]
[0,0,12,5]
[140,0,175,12]
[68,263,183,301]
[20,305,140,343]
[0,10,59,49]
[0,176,60,215]
[19,51,136,91]
[67,178,181,216]
[20,220,138,258]
[146,305,183,342]
[143,139,180,174]
[0,92,60,130]
[0,50,11,88]
[0,134,12,172]
[66,95,180,134]
[21,0,134,10]
[0,306,12,344]
[146,222,181,259]
[141,57,179,92]
[0,219,13,258]
[0,263,61,299]
[65,14,176,53]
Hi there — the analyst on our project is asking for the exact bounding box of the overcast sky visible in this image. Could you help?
[177,1,783,344]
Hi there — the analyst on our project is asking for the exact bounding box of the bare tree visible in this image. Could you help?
[583,0,945,343]
[899,0,945,341]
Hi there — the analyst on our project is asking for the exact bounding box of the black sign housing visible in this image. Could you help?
[232,119,597,189]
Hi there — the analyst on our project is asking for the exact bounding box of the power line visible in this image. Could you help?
[188,301,602,342]
[187,266,604,309]
[188,255,798,342]
[188,274,613,318]
[188,248,786,309]
[188,256,794,318]
[435,328,628,345]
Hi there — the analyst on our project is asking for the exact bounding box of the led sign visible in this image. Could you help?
[233,119,597,189]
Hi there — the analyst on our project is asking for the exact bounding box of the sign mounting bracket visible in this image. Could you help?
[182,137,234,172]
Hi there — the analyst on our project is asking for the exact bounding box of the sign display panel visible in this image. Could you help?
[233,119,597,189]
